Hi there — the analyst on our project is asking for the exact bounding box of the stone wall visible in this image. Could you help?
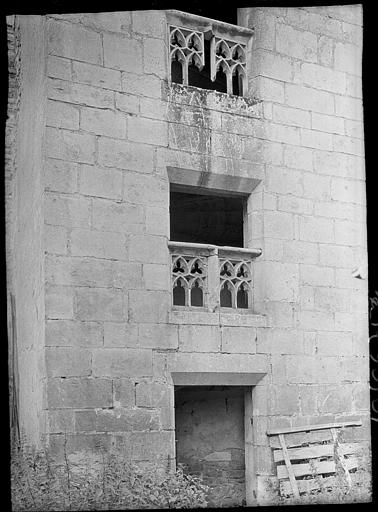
[238,5,369,497]
[6,16,47,446]
[7,5,370,505]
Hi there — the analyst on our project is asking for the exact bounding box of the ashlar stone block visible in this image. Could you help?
[44,159,78,194]
[46,347,91,377]
[45,193,91,229]
[128,290,170,323]
[92,348,153,377]
[46,319,103,347]
[48,20,102,64]
[103,33,143,73]
[221,327,257,354]
[47,377,113,408]
[79,165,123,200]
[70,228,127,260]
[46,127,96,164]
[75,288,125,321]
[178,325,221,353]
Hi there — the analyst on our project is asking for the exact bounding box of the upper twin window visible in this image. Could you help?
[169,25,248,97]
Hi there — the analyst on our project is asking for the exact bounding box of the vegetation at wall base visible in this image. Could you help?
[11,439,209,511]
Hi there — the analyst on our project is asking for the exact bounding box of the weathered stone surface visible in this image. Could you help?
[72,61,122,90]
[45,193,91,229]
[46,347,91,377]
[121,72,162,98]
[270,385,300,415]
[98,138,154,172]
[70,228,127,260]
[45,285,74,319]
[45,159,78,193]
[135,381,172,408]
[129,235,168,264]
[44,225,68,255]
[48,78,114,109]
[94,408,160,432]
[76,288,125,321]
[138,323,178,349]
[178,325,221,353]
[92,199,144,234]
[47,56,71,80]
[46,319,103,347]
[128,290,170,323]
[114,379,135,407]
[47,100,80,130]
[48,20,102,64]
[130,431,175,460]
[81,108,126,138]
[46,127,96,164]
[46,255,138,289]
[276,23,317,62]
[103,34,143,73]
[132,10,166,39]
[221,327,257,354]
[92,348,153,377]
[143,264,169,291]
[79,165,123,200]
[48,410,75,433]
[103,322,138,347]
[47,377,113,408]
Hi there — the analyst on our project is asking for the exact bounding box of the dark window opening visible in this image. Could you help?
[187,39,227,93]
[191,281,204,306]
[173,279,186,306]
[237,286,248,309]
[220,283,233,308]
[232,68,243,96]
[171,59,183,85]
[170,189,245,247]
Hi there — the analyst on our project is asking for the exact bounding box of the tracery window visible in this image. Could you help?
[167,11,252,97]
[172,254,206,307]
[219,259,252,309]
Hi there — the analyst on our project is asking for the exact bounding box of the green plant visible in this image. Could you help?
[11,441,209,511]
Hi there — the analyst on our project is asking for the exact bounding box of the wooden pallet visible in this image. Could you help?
[267,421,362,498]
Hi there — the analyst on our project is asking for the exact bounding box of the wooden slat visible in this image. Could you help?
[276,456,358,480]
[278,434,300,499]
[280,471,361,497]
[269,429,333,449]
[280,475,338,496]
[331,427,352,489]
[267,420,362,437]
[273,442,361,463]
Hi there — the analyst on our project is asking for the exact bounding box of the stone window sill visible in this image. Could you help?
[169,308,267,327]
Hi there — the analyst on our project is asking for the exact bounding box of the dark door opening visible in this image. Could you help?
[175,385,246,507]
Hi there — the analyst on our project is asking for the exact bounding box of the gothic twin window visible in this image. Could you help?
[169,25,247,96]
[169,189,255,310]
[171,253,252,309]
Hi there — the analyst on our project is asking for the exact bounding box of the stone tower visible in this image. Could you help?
[6,5,370,506]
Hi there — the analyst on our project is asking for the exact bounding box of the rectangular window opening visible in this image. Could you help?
[170,187,246,248]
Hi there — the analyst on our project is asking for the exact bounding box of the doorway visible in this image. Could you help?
[175,385,247,507]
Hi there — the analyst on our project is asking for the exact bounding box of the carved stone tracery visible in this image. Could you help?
[219,259,252,309]
[169,26,205,86]
[169,22,248,96]
[172,254,206,307]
